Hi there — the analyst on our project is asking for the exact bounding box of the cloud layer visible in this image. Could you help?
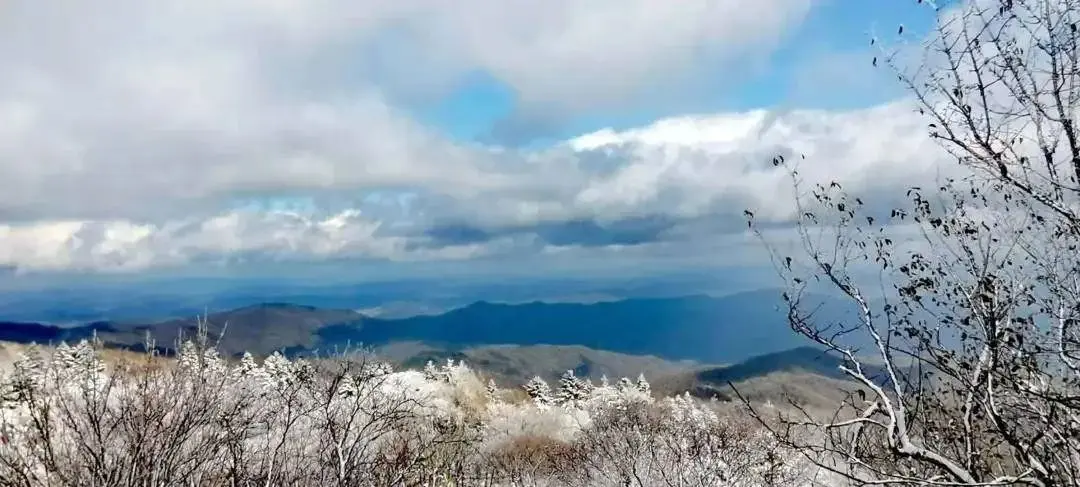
[0,0,949,273]
[0,100,948,273]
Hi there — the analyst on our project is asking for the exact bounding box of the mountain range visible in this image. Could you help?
[0,271,768,324]
[0,289,891,407]
[0,287,859,364]
[0,289,857,364]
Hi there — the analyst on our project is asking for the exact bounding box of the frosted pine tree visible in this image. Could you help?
[443,359,463,384]
[423,360,440,381]
[423,359,456,383]
[291,358,315,386]
[556,370,592,406]
[261,351,295,390]
[485,379,499,400]
[7,345,44,401]
[556,370,575,405]
[52,341,106,390]
[522,376,553,407]
[234,351,273,399]
[237,352,260,376]
[200,345,228,379]
[370,360,393,378]
[584,373,620,414]
[635,373,651,396]
[337,372,359,398]
[616,377,634,393]
[176,340,202,371]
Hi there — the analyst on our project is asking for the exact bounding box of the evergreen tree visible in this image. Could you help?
[237,352,259,376]
[367,360,393,378]
[556,370,592,405]
[635,373,651,396]
[261,351,294,389]
[177,340,202,371]
[522,376,552,407]
[422,360,440,382]
[8,345,44,401]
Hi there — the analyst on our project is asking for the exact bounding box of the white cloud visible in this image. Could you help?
[428,0,812,111]
[0,100,954,273]
[558,101,947,223]
[0,0,808,222]
[0,0,957,274]
[390,102,950,238]
[0,210,499,273]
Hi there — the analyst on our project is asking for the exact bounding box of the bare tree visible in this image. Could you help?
[746,1,1080,485]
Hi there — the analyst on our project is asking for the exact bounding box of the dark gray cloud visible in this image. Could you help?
[424,215,677,249]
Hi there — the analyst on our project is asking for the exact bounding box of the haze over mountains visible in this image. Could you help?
[0,271,770,325]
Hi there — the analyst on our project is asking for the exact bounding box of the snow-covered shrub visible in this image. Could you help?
[482,399,588,449]
[560,391,804,486]
[0,338,481,486]
[0,339,808,486]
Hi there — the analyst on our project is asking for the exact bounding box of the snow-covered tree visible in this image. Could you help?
[423,360,440,381]
[422,358,467,384]
[237,351,259,375]
[556,370,592,406]
[522,376,553,407]
[635,373,650,396]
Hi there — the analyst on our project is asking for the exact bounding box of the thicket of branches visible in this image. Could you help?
[0,333,808,487]
[748,0,1080,485]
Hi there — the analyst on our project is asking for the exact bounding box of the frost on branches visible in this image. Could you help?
[0,340,809,486]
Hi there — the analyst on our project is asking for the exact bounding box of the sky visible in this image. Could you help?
[0,0,955,286]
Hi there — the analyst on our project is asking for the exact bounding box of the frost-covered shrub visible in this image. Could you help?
[551,390,804,487]
[483,399,588,449]
[0,340,807,486]
[0,338,479,486]
[480,376,807,487]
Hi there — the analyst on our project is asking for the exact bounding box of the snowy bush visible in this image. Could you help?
[0,339,810,486]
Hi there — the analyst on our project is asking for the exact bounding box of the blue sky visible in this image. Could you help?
[413,0,929,144]
[0,0,951,285]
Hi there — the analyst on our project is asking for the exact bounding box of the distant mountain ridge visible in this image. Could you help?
[0,289,857,363]
[2,303,363,356]
[695,346,886,384]
[0,271,761,324]
[323,290,856,362]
